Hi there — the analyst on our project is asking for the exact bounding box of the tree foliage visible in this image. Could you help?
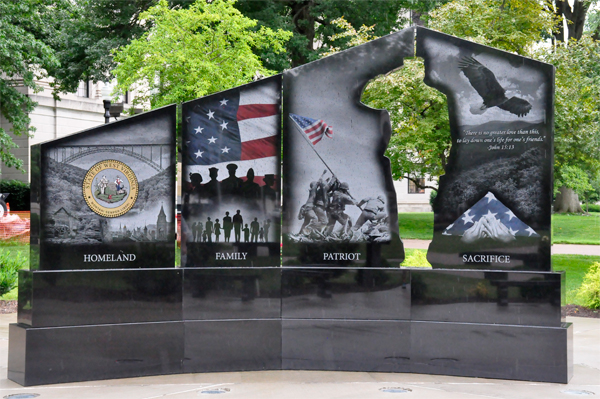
[428,0,558,56]
[112,0,292,109]
[535,36,600,192]
[234,0,414,69]
[0,0,64,171]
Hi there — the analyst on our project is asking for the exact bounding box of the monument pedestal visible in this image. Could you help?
[9,267,572,386]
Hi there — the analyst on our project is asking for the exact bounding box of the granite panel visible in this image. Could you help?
[410,321,572,383]
[184,320,281,373]
[281,28,413,267]
[8,321,184,386]
[282,319,411,372]
[282,268,410,320]
[410,269,562,326]
[183,268,281,320]
[416,27,554,271]
[18,269,182,327]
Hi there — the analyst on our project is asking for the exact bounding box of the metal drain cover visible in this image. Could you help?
[380,387,412,393]
[199,387,230,395]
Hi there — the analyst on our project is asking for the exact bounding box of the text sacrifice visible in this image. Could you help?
[462,254,511,263]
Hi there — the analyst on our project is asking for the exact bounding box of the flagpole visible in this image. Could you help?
[288,115,336,177]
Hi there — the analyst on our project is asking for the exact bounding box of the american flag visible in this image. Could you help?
[183,77,280,183]
[443,192,539,238]
[289,113,333,145]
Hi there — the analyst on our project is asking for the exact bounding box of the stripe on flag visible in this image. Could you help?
[289,113,333,145]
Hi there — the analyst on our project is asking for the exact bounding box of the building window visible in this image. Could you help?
[408,179,425,194]
[76,81,89,98]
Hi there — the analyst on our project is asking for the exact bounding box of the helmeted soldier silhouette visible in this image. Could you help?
[353,195,387,231]
[203,168,220,198]
[261,174,277,200]
[325,180,357,236]
[221,164,243,196]
[241,168,261,199]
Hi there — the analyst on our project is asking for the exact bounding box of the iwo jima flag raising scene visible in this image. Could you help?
[288,114,391,244]
[182,76,281,267]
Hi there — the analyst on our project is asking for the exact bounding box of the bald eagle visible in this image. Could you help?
[458,56,532,117]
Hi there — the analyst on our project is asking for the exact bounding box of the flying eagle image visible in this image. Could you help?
[458,56,532,117]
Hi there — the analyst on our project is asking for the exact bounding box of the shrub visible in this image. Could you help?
[401,249,432,268]
[0,249,27,296]
[586,204,600,213]
[575,262,600,309]
[0,180,30,211]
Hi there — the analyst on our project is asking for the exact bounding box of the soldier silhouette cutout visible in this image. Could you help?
[221,164,243,196]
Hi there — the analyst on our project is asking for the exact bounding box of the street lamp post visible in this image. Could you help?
[101,83,112,124]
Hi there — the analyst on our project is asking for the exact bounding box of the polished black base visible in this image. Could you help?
[281,319,572,383]
[8,267,572,386]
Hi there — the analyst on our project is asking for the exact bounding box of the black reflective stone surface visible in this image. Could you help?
[282,268,410,320]
[183,268,281,320]
[410,270,563,326]
[181,76,282,268]
[29,144,41,270]
[37,105,177,271]
[416,27,554,271]
[39,242,176,270]
[281,29,412,267]
[8,321,184,386]
[282,319,411,372]
[18,269,182,327]
[410,321,572,383]
[184,320,281,373]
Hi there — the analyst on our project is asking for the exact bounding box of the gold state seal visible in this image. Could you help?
[83,160,138,218]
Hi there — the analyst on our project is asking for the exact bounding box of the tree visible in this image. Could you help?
[111,0,292,109]
[235,0,414,69]
[0,0,64,171]
[48,0,158,95]
[365,0,556,190]
[428,0,558,56]
[553,0,597,42]
[554,166,593,213]
[535,36,600,212]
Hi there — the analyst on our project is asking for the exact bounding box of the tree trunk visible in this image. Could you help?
[554,186,584,213]
[554,0,590,42]
[289,1,315,68]
[411,10,425,27]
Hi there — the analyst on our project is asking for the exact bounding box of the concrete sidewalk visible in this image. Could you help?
[403,239,600,256]
[0,313,598,399]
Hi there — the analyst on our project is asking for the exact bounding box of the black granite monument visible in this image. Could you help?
[8,26,571,386]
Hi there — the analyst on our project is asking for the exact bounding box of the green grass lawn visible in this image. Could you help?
[552,254,600,305]
[552,212,600,245]
[399,212,600,245]
[399,213,434,240]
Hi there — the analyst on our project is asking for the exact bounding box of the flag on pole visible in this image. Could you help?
[289,113,333,145]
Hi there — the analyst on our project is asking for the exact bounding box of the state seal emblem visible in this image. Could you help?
[83,160,138,218]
